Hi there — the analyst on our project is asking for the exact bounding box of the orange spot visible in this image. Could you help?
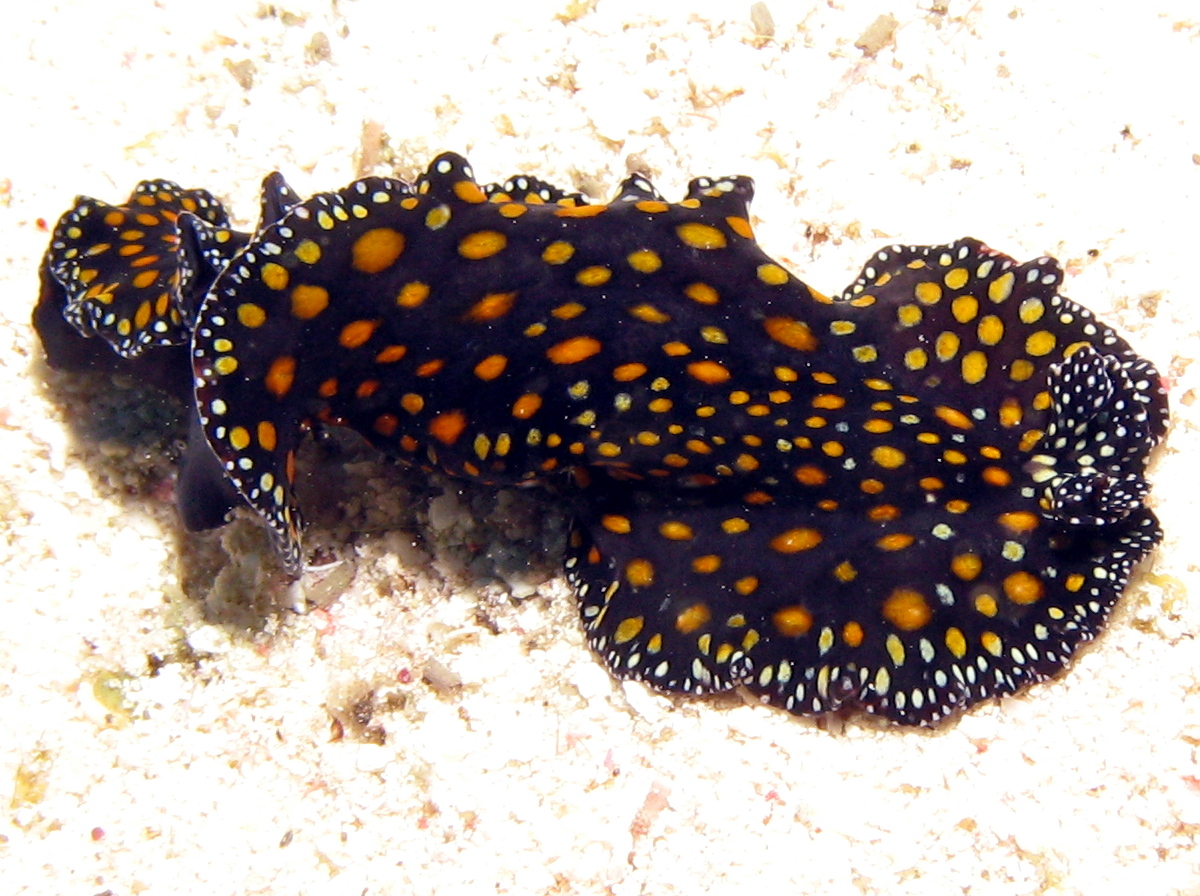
[131,269,158,289]
[686,360,730,384]
[416,359,444,377]
[675,603,712,633]
[625,559,654,587]
[291,284,329,319]
[375,345,407,363]
[546,336,601,364]
[339,319,379,349]
[883,588,932,631]
[613,362,647,382]
[773,605,813,637]
[355,380,379,399]
[601,515,632,534]
[792,466,828,489]
[257,421,277,451]
[373,414,399,437]
[876,533,915,551]
[265,356,296,397]
[474,354,508,381]
[429,411,468,445]
[770,528,822,553]
[684,282,719,305]
[397,282,429,308]
[464,291,517,322]
[1003,571,1044,605]
[982,466,1012,487]
[997,511,1039,534]
[458,230,507,259]
[842,621,864,647]
[763,316,817,351]
[935,405,975,430]
[951,554,982,581]
[351,227,406,273]
[511,393,543,419]
[676,221,727,250]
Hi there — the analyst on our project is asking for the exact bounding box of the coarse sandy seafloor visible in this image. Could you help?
[2,2,1199,893]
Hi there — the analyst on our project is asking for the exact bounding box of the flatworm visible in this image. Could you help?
[36,152,1168,725]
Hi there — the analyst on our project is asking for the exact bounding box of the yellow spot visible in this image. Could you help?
[261,262,289,291]
[981,632,1003,657]
[133,301,152,330]
[625,559,655,588]
[464,291,518,322]
[834,561,857,582]
[914,282,942,304]
[676,221,727,250]
[291,284,329,319]
[676,603,712,633]
[773,605,813,637]
[627,249,662,273]
[944,267,969,290]
[1019,298,1045,324]
[897,304,923,327]
[576,265,612,287]
[1065,573,1086,592]
[1025,330,1057,357]
[961,350,988,384]
[764,316,817,351]
[614,616,645,643]
[237,303,266,328]
[546,336,602,364]
[229,426,250,451]
[936,330,960,361]
[429,410,468,445]
[339,319,379,349]
[685,282,719,305]
[974,591,998,617]
[757,263,789,285]
[662,342,690,356]
[871,446,907,469]
[977,315,1004,345]
[988,271,1014,302]
[541,241,575,264]
[294,239,321,264]
[945,627,967,659]
[512,393,543,419]
[474,354,508,381]
[1004,571,1044,605]
[458,230,506,259]
[770,528,822,553]
[886,634,906,666]
[613,363,647,382]
[722,517,749,534]
[686,360,731,384]
[265,356,296,397]
[352,227,406,273]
